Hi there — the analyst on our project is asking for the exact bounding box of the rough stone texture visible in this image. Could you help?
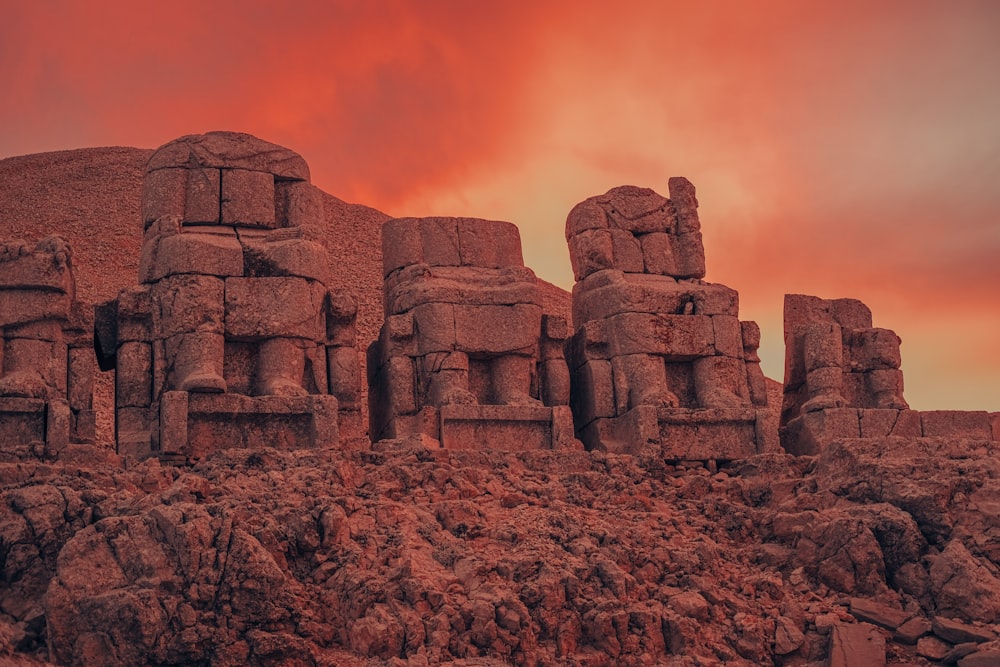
[2,434,995,666]
[565,181,769,460]
[0,237,95,451]
[369,217,579,451]
[781,295,1000,454]
[96,133,362,461]
[829,623,886,667]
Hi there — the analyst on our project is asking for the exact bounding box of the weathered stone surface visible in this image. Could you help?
[221,168,275,227]
[102,133,359,459]
[566,182,765,459]
[829,622,885,667]
[894,616,931,644]
[371,216,572,450]
[224,277,326,340]
[849,597,911,630]
[931,616,998,644]
[917,635,951,661]
[0,237,93,448]
[921,410,992,439]
[958,649,1000,667]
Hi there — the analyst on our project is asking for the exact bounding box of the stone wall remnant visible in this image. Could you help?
[367,217,579,450]
[780,294,999,453]
[565,180,770,460]
[95,132,360,461]
[0,236,95,452]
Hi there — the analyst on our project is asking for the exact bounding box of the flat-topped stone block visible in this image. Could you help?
[158,391,339,462]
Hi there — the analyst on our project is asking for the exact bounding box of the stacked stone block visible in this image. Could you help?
[780,294,1000,453]
[0,237,95,451]
[367,217,579,450]
[95,132,360,461]
[565,180,769,460]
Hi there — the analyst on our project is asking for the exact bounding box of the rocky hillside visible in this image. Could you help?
[3,436,1000,666]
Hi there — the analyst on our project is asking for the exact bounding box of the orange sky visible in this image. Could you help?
[2,0,998,410]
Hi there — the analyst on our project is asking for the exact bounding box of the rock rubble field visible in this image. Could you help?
[4,434,1000,666]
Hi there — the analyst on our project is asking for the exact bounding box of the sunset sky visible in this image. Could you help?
[2,0,998,410]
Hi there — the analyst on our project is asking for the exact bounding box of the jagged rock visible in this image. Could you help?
[894,616,931,644]
[958,649,1000,667]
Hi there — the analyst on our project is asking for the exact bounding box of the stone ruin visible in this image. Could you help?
[3,129,998,466]
[367,217,579,450]
[0,237,95,452]
[95,132,361,461]
[564,180,770,460]
[781,293,1000,453]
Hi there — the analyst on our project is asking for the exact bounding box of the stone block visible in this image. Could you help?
[71,408,96,444]
[674,232,706,278]
[385,265,540,315]
[992,413,1000,441]
[381,217,424,276]
[176,393,339,458]
[183,168,220,224]
[831,298,873,330]
[142,168,187,227]
[640,232,679,276]
[45,398,71,452]
[148,132,310,179]
[542,314,568,342]
[921,411,992,439]
[693,355,750,405]
[454,304,541,355]
[243,237,330,282]
[668,177,700,232]
[780,408,861,455]
[116,341,153,407]
[224,277,325,340]
[4,320,62,342]
[221,169,276,227]
[565,200,608,237]
[540,358,570,406]
[456,218,523,268]
[804,322,843,372]
[851,328,902,370]
[0,290,72,328]
[569,359,616,428]
[419,218,461,267]
[829,622,885,667]
[116,286,153,343]
[605,312,715,359]
[140,230,244,282]
[66,347,94,411]
[438,404,568,451]
[609,229,644,272]
[327,345,360,410]
[0,251,73,292]
[712,315,743,358]
[858,409,921,438]
[568,229,614,281]
[275,181,323,232]
[151,275,225,338]
[411,303,457,354]
[657,407,758,461]
[0,397,46,447]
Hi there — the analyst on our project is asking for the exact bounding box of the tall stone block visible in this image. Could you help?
[97,132,361,461]
[780,294,911,454]
[0,236,95,452]
[564,182,768,461]
[368,217,580,450]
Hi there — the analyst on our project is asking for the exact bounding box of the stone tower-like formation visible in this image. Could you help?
[95,132,361,461]
[781,294,911,453]
[367,217,579,450]
[564,180,769,460]
[0,237,95,451]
